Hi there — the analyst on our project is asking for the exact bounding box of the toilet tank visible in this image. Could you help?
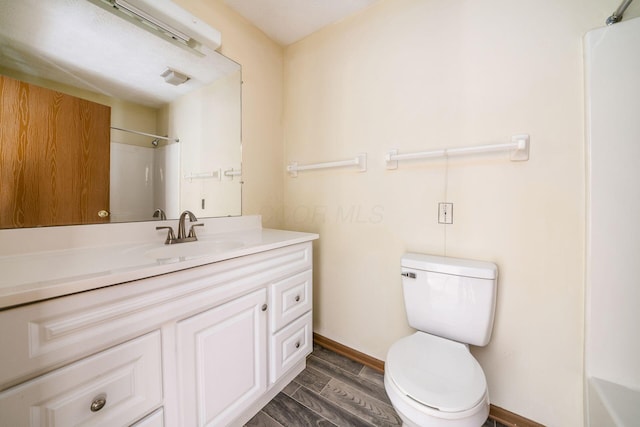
[401,253,498,346]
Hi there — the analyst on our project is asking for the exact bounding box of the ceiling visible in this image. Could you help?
[224,0,378,46]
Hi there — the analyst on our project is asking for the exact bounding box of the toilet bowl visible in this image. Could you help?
[384,332,489,427]
[384,254,498,427]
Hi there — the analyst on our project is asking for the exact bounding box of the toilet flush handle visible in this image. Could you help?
[401,272,416,279]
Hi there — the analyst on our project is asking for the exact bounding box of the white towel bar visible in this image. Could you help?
[224,168,242,177]
[287,153,367,177]
[385,134,529,169]
[184,170,221,182]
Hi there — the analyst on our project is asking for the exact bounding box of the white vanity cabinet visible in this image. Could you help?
[0,240,314,427]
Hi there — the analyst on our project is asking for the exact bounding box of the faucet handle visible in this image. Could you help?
[156,226,176,244]
[188,223,204,239]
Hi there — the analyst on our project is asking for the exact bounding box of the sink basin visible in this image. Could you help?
[145,240,244,260]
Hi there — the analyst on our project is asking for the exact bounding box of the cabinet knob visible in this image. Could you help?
[295,295,300,302]
[90,394,107,412]
[261,304,267,311]
[295,342,300,349]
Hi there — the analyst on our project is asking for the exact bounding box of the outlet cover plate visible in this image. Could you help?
[438,202,453,224]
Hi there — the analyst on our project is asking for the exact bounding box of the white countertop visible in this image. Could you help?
[0,224,318,310]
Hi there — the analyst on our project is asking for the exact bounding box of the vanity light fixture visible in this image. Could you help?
[88,0,222,54]
[161,68,190,86]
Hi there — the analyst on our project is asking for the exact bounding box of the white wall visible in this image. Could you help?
[281,0,626,425]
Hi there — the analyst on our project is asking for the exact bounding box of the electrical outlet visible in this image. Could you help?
[438,203,453,224]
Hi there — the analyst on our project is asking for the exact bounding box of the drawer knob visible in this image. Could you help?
[295,341,300,349]
[261,304,268,311]
[295,295,300,302]
[90,394,107,412]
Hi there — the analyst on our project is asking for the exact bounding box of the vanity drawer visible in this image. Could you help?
[270,269,312,332]
[0,331,162,427]
[270,311,312,383]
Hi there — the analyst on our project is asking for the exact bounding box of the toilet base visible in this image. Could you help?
[384,372,490,427]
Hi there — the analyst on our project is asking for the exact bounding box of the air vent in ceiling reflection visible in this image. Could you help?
[161,68,190,86]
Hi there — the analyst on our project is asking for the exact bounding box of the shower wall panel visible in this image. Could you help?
[110,143,154,222]
[585,17,640,389]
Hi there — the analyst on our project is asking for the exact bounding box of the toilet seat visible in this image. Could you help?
[386,332,487,413]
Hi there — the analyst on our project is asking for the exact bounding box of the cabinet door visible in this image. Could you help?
[176,289,267,427]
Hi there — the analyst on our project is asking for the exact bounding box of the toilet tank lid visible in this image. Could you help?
[401,253,497,279]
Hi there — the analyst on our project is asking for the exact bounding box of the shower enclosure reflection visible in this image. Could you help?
[109,131,180,223]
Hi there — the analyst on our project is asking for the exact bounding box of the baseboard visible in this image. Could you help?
[312,333,544,427]
[488,405,545,427]
[313,333,385,373]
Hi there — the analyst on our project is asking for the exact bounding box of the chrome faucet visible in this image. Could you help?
[152,208,166,220]
[156,210,204,244]
[177,210,197,240]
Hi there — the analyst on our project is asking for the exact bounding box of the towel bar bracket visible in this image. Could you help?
[510,134,530,161]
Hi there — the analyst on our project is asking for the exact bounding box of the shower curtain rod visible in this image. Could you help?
[110,126,179,143]
[606,0,634,25]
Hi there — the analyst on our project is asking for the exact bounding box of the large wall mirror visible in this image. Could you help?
[0,0,242,229]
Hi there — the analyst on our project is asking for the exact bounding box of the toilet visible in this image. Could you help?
[384,253,498,427]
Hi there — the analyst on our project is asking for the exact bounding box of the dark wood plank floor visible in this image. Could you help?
[246,343,503,427]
